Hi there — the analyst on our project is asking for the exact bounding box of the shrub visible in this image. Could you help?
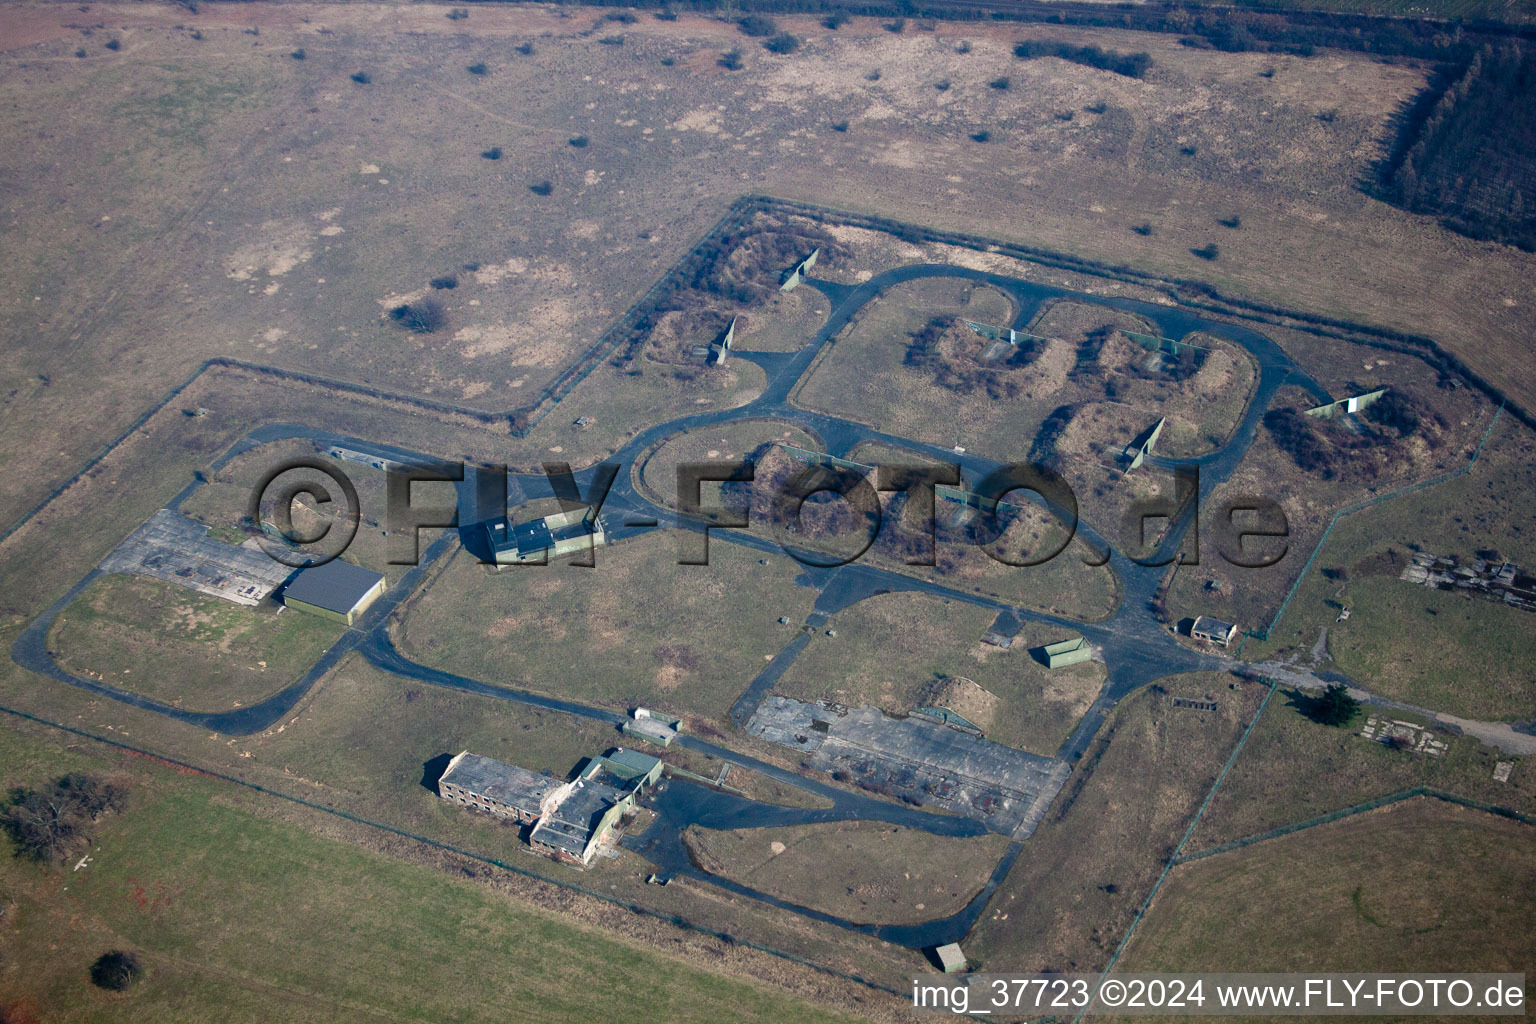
[598,35,625,46]
[719,49,742,70]
[430,275,458,290]
[604,11,638,23]
[957,40,971,54]
[990,76,1010,90]
[481,146,502,160]
[1014,39,1151,79]
[763,32,800,55]
[865,69,881,81]
[568,135,589,147]
[1086,101,1107,113]
[737,15,777,37]
[971,130,991,143]
[90,952,143,992]
[466,62,487,75]
[75,48,86,57]
[1056,110,1074,121]
[1191,243,1221,260]
[446,7,469,20]
[823,13,848,29]
[350,71,371,84]
[3,773,127,864]
[1131,222,1153,236]
[1364,389,1421,437]
[884,18,906,33]
[1180,144,1197,155]
[291,49,306,60]
[1219,214,1242,228]
[105,39,120,50]
[660,56,676,66]
[934,79,950,91]
[655,9,678,20]
[529,180,553,196]
[831,120,849,132]
[514,42,534,55]
[390,298,448,334]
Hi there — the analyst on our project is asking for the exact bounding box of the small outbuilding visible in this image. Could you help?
[281,559,386,625]
[1040,635,1091,668]
[1191,615,1240,648]
[934,942,967,973]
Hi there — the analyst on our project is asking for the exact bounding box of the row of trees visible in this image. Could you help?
[1377,43,1536,252]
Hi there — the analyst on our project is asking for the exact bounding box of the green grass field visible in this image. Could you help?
[1235,416,1536,720]
[1188,687,1536,851]
[0,725,867,1024]
[47,574,342,712]
[1125,798,1536,973]
[1326,577,1536,720]
[396,532,818,727]
[771,591,1104,757]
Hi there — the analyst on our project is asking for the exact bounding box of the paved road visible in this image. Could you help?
[12,260,1495,950]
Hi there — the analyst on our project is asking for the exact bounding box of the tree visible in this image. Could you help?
[763,32,800,55]
[718,49,742,71]
[389,298,447,334]
[1313,683,1360,727]
[90,951,143,991]
[3,773,127,864]
[736,15,777,37]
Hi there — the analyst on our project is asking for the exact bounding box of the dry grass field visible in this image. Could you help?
[770,591,1105,756]
[48,573,342,712]
[1124,798,1536,974]
[965,671,1268,973]
[2,3,1535,1013]
[2,1,1534,542]
[684,820,1013,925]
[395,531,818,727]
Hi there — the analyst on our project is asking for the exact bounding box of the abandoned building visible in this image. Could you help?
[439,748,664,867]
[481,506,605,565]
[438,751,567,824]
[280,558,386,625]
[1400,552,1536,612]
[1190,615,1240,648]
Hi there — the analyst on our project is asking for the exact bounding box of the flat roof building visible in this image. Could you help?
[281,559,385,625]
[438,751,568,824]
[482,506,605,565]
[1191,616,1240,648]
[529,777,632,866]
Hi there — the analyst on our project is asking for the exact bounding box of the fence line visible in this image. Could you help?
[1176,786,1535,865]
[1255,402,1506,643]
[1071,676,1280,1024]
[0,702,901,998]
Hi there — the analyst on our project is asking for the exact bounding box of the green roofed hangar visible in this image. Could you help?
[280,559,386,625]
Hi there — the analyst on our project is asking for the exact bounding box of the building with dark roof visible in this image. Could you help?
[481,506,605,565]
[280,559,386,625]
[1191,615,1240,648]
[438,751,568,824]
[529,777,632,866]
[438,748,663,867]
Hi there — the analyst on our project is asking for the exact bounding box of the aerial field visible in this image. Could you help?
[1124,798,1536,974]
[0,725,871,1024]
[46,573,341,712]
[3,2,1533,541]
[770,591,1105,757]
[396,531,818,727]
[684,820,1013,925]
